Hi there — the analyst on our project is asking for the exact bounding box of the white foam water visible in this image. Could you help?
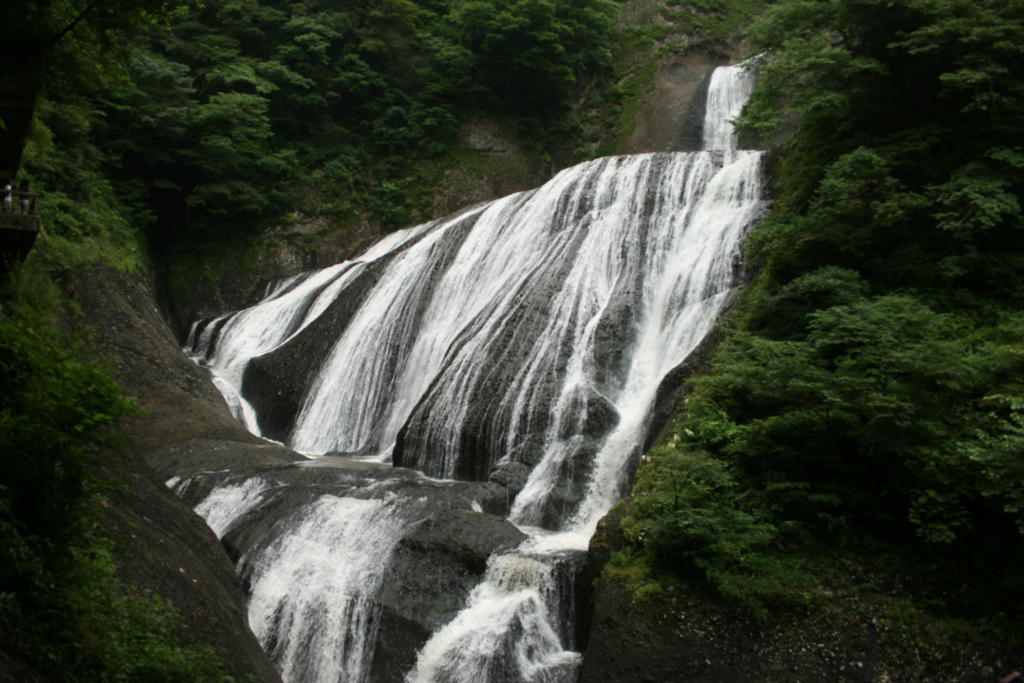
[405,61,765,681]
[181,61,765,682]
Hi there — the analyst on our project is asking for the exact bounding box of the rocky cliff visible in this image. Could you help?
[577,506,1018,682]
[71,265,294,681]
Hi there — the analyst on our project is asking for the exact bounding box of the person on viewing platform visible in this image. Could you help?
[2,179,12,212]
[18,179,30,214]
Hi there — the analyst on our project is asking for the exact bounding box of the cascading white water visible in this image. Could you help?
[184,469,430,683]
[509,150,763,538]
[403,60,764,681]
[185,222,440,437]
[288,205,490,457]
[702,62,757,155]
[183,60,765,683]
[405,551,580,682]
[242,494,412,683]
[194,476,271,538]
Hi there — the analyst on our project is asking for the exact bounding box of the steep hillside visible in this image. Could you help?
[593,0,1024,676]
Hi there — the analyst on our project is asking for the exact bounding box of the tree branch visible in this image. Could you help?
[48,0,107,50]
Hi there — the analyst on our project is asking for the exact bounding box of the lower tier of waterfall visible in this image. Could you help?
[172,461,549,682]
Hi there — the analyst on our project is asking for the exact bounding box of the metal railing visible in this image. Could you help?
[2,190,38,217]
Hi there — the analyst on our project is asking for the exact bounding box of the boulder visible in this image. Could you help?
[371,509,528,680]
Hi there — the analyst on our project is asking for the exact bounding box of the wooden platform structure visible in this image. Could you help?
[0,192,40,275]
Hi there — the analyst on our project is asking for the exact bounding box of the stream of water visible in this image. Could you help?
[177,61,764,682]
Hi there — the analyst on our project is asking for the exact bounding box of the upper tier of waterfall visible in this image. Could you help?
[188,78,765,531]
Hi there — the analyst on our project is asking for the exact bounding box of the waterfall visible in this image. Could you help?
[405,551,581,682]
[702,62,756,154]
[241,494,411,683]
[184,224,440,437]
[181,60,765,682]
[193,476,271,538]
[180,476,406,681]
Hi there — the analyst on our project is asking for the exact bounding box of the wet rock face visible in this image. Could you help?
[70,265,264,450]
[101,462,284,683]
[68,267,284,682]
[371,510,528,681]
[240,261,387,442]
[399,509,529,578]
[618,52,721,155]
[175,457,524,682]
[142,438,303,481]
[391,261,578,484]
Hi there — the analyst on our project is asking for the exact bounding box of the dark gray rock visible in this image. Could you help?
[241,261,387,442]
[371,510,527,681]
[71,265,265,450]
[617,52,722,155]
[99,459,284,683]
[141,438,303,481]
[70,265,283,681]
[488,461,534,504]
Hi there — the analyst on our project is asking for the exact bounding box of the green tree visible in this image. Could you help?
[0,267,234,680]
[624,0,1024,617]
[446,0,616,113]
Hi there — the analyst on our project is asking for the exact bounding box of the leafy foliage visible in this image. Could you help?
[0,0,184,58]
[661,0,765,45]
[627,450,774,570]
[624,0,1024,618]
[0,266,233,680]
[0,270,132,548]
[445,0,615,112]
[620,449,817,618]
[22,96,146,271]
[80,0,620,249]
[690,298,1024,544]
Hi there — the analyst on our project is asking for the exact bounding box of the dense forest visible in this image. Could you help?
[1,0,1023,678]
[10,0,630,264]
[619,0,1024,636]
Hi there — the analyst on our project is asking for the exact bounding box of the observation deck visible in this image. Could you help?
[0,192,40,270]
